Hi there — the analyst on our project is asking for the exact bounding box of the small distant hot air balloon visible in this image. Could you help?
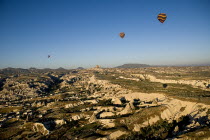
[157,13,167,23]
[48,55,50,58]
[119,32,125,38]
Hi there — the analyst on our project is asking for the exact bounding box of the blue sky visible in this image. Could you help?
[0,0,210,68]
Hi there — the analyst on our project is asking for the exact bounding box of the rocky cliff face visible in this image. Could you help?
[0,76,55,101]
[132,74,210,89]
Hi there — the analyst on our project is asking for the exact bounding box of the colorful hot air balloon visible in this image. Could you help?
[119,32,125,38]
[157,13,167,23]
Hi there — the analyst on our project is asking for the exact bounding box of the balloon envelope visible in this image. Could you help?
[157,13,167,23]
[119,32,125,38]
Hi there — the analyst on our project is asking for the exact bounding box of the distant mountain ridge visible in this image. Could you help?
[115,63,151,68]
[0,67,69,75]
[77,67,84,69]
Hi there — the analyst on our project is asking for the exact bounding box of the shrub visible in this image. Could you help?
[163,84,168,88]
[98,99,113,106]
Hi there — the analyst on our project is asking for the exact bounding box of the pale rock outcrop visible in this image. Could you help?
[54,119,66,127]
[88,75,122,95]
[97,106,115,112]
[107,130,128,140]
[100,112,115,118]
[72,115,80,120]
[98,119,115,128]
[160,99,210,122]
[131,93,210,132]
[111,98,122,105]
[89,113,97,123]
[122,92,166,103]
[132,74,210,90]
[115,107,124,112]
[38,114,43,118]
[59,81,69,89]
[133,124,143,132]
[148,115,160,125]
[84,99,98,104]
[152,98,159,105]
[65,104,74,108]
[172,125,179,135]
[33,123,49,135]
[118,102,135,115]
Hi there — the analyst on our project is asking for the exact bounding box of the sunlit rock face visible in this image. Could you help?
[54,119,66,127]
[33,123,49,135]
[99,112,115,118]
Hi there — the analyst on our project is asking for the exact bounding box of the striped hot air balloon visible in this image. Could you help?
[119,32,125,38]
[157,13,167,23]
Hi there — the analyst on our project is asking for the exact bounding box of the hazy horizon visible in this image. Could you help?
[1,0,210,69]
[1,62,210,70]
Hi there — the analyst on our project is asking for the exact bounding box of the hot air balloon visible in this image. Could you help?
[48,55,50,58]
[157,13,167,23]
[119,32,125,38]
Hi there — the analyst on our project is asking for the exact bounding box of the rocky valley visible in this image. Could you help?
[0,66,210,140]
